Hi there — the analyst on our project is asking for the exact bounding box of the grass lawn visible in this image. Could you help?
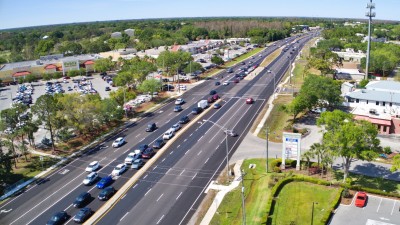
[258,95,294,142]
[225,48,265,67]
[260,48,282,67]
[270,182,340,225]
[211,158,274,225]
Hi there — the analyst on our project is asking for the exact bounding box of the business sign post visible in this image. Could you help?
[281,132,302,170]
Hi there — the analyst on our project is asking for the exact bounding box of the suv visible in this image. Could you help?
[146,123,157,132]
[124,152,141,164]
[163,129,175,140]
[135,144,149,154]
[83,172,98,185]
[191,107,203,115]
[98,186,116,201]
[153,139,165,149]
[179,115,190,124]
[73,192,91,208]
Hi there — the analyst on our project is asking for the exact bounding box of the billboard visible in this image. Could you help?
[281,132,302,170]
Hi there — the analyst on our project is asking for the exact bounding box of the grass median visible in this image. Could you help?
[225,48,264,67]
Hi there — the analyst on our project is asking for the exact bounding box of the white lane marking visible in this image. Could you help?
[179,169,185,176]
[166,168,171,175]
[192,173,197,180]
[176,192,183,200]
[114,148,120,152]
[121,194,127,200]
[132,184,138,189]
[215,146,219,150]
[162,158,166,162]
[156,215,165,224]
[135,134,140,138]
[145,189,152,196]
[166,119,171,124]
[377,197,383,212]
[168,112,172,116]
[143,174,148,179]
[184,139,187,142]
[177,145,180,148]
[140,138,145,142]
[120,212,129,221]
[198,135,203,140]
[153,166,158,170]
[185,150,190,155]
[190,133,193,137]
[204,158,210,164]
[156,193,164,202]
[197,150,202,156]
[170,151,174,155]
[391,200,397,215]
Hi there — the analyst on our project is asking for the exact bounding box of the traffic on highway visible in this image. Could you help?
[0,33,316,225]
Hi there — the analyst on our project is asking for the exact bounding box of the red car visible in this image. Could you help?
[233,78,239,83]
[355,192,367,207]
[246,98,254,104]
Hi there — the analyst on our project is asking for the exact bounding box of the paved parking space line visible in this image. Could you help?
[377,197,383,212]
[390,199,398,215]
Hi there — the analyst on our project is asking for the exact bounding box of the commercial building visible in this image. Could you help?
[344,80,400,134]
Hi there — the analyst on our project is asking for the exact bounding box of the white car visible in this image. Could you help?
[112,164,127,176]
[163,129,175,140]
[85,161,100,172]
[175,98,185,105]
[179,85,187,91]
[223,81,229,86]
[112,137,125,148]
[83,172,98,185]
[171,123,181,132]
[125,152,140,165]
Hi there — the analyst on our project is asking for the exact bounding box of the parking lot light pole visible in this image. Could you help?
[241,169,247,225]
[203,119,232,178]
[266,126,269,173]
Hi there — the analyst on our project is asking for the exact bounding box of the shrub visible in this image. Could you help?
[273,167,281,173]
[42,73,52,81]
[270,159,282,169]
[53,72,63,79]
[310,162,319,168]
[320,188,343,224]
[68,139,83,148]
[342,188,351,198]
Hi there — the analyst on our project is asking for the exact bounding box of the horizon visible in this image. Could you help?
[0,0,399,30]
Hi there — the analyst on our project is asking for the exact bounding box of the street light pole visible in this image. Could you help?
[267,70,276,99]
[311,202,318,225]
[266,127,269,173]
[240,169,246,225]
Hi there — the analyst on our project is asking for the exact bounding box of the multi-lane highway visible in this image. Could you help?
[0,33,315,225]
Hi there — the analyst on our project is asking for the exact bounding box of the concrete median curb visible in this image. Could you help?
[84,100,221,224]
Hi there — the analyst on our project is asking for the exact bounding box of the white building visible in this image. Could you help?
[111,32,122,38]
[124,29,135,37]
[344,80,400,134]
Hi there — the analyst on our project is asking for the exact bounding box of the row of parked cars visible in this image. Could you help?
[12,84,33,106]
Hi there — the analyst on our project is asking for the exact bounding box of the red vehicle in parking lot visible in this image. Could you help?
[355,192,367,207]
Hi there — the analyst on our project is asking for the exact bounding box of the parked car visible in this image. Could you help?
[153,139,165,149]
[112,137,125,147]
[209,90,217,95]
[98,186,116,201]
[142,148,155,159]
[246,98,254,104]
[85,161,99,172]
[112,164,127,176]
[227,68,233,73]
[174,105,183,112]
[355,192,367,207]
[215,81,221,86]
[83,172,98,185]
[223,81,229,86]
[179,115,190,124]
[105,86,111,91]
[73,207,92,223]
[175,98,185,105]
[163,129,175,140]
[96,176,113,189]
[73,192,91,208]
[191,107,203,115]
[146,122,157,132]
[131,159,145,169]
[46,211,68,225]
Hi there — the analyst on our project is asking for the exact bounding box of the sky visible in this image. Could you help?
[0,0,398,30]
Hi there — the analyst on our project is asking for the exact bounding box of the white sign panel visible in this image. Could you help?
[282,132,302,170]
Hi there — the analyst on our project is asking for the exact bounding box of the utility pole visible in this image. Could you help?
[266,127,269,173]
[365,0,376,79]
[240,170,246,225]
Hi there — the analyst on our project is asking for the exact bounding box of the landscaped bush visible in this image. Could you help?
[320,187,343,224]
[273,167,281,173]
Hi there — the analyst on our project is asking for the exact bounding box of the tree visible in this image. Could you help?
[211,55,224,65]
[137,79,162,97]
[35,39,55,56]
[109,87,136,106]
[280,94,309,121]
[67,70,80,77]
[32,95,62,153]
[390,155,400,172]
[94,58,115,73]
[359,79,369,88]
[300,75,342,110]
[183,62,203,74]
[156,50,193,75]
[318,111,380,182]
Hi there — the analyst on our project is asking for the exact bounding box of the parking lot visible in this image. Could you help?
[330,194,400,225]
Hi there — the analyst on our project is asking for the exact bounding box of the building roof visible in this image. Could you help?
[44,64,57,69]
[354,115,391,126]
[84,60,94,65]
[346,89,400,104]
[366,80,400,93]
[336,68,364,75]
[13,71,31,77]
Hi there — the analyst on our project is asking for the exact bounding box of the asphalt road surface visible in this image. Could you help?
[0,33,316,225]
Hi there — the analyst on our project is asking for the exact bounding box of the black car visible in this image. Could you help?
[100,72,107,76]
[137,144,149,153]
[162,84,174,91]
[153,139,165,149]
[209,90,217,95]
[73,192,91,208]
[142,147,156,159]
[227,68,233,73]
[146,123,157,132]
[215,81,221,86]
[179,115,190,124]
[191,107,203,115]
[98,186,116,201]
[105,86,111,91]
[73,207,93,223]
[46,211,68,225]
